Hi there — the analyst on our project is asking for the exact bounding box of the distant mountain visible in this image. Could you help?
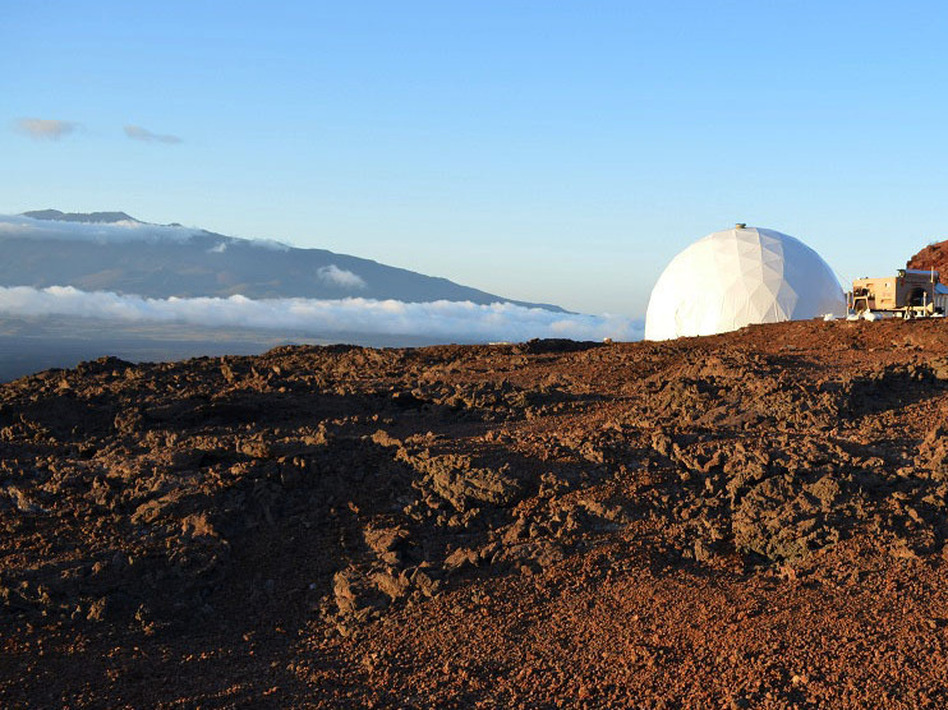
[0,211,565,311]
[22,209,139,224]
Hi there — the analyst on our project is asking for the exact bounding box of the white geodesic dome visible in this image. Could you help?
[644,225,846,341]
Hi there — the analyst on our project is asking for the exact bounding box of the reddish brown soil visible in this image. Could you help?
[4,320,948,707]
[908,240,948,283]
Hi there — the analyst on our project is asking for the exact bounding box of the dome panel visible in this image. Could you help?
[644,226,846,341]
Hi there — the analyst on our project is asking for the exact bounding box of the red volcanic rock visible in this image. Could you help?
[4,324,948,707]
[908,240,948,284]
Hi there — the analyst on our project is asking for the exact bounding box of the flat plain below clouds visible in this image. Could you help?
[0,286,643,343]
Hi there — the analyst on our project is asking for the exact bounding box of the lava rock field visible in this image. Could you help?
[3,320,948,707]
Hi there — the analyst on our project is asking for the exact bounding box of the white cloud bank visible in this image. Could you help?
[15,118,80,140]
[0,214,201,244]
[0,286,644,342]
[0,214,293,249]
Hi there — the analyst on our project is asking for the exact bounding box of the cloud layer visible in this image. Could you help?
[124,125,182,144]
[0,215,296,252]
[15,118,79,140]
[0,214,202,244]
[0,286,644,343]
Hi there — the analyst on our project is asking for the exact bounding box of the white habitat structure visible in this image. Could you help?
[645,225,846,341]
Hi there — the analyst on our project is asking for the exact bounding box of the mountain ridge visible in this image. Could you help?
[22,209,140,224]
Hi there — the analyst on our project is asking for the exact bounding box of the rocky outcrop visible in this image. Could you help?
[907,239,948,284]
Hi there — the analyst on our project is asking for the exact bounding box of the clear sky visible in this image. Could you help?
[3,1,947,317]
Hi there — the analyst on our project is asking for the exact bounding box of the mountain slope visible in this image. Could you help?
[0,211,565,311]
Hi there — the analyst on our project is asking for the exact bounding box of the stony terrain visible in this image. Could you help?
[4,319,948,707]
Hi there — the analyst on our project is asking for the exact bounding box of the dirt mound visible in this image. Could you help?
[4,320,948,706]
[907,239,948,283]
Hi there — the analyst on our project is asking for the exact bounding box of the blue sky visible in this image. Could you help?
[3,1,947,317]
